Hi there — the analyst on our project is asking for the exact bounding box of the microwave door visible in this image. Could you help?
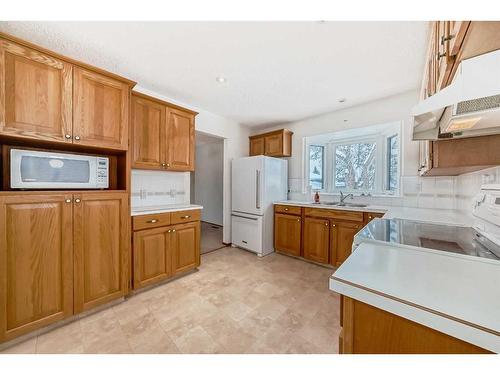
[10,149,100,189]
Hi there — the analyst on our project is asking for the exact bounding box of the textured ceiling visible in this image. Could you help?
[0,21,428,127]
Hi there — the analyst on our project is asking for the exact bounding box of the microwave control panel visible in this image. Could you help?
[96,157,109,188]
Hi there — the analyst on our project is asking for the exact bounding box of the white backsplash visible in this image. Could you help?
[131,169,190,209]
[289,168,500,212]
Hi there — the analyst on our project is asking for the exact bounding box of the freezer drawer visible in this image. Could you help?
[231,213,263,254]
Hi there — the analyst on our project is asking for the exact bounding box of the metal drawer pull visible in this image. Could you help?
[284,208,288,211]
[65,134,72,139]
[74,135,81,141]
[332,224,336,227]
[180,215,191,219]
[75,198,81,203]
[65,199,72,203]
[172,229,176,233]
[146,219,158,223]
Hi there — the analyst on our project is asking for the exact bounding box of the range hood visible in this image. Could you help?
[412,49,500,140]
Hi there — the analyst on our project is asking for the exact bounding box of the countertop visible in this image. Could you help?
[274,200,474,226]
[330,241,500,352]
[131,204,203,217]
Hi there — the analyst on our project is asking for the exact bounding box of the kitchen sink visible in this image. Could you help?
[343,203,368,207]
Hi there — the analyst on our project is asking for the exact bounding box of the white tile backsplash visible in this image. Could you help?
[131,170,190,208]
[287,170,500,212]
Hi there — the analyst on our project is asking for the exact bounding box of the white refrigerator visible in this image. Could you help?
[231,156,288,256]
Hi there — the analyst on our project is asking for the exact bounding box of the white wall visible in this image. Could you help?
[133,86,251,244]
[194,141,224,225]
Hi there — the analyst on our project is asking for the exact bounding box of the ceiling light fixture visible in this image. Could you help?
[215,76,227,83]
[338,98,346,103]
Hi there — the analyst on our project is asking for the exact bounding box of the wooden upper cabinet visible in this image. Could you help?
[165,107,195,171]
[0,39,72,143]
[274,213,302,257]
[73,192,128,313]
[303,217,330,264]
[131,91,197,172]
[249,137,265,156]
[249,129,293,157]
[0,194,74,342]
[131,94,165,169]
[73,67,129,150]
[172,221,200,274]
[331,221,362,267]
[133,226,172,289]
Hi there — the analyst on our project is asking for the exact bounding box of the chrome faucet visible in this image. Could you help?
[339,191,354,203]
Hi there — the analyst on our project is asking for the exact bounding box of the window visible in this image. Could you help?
[386,135,399,191]
[309,145,324,189]
[305,122,401,195]
[334,142,376,191]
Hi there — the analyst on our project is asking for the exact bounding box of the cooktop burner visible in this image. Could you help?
[356,218,500,260]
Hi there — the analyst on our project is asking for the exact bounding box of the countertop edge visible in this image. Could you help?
[329,277,499,353]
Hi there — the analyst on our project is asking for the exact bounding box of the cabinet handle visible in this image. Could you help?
[368,216,373,220]
[168,230,172,233]
[75,198,81,203]
[147,219,158,223]
[325,222,329,226]
[74,135,81,141]
[297,219,300,222]
[167,163,170,167]
[284,208,288,211]
[437,52,447,60]
[161,163,166,167]
[65,134,72,139]
[441,34,455,45]
[332,224,336,227]
[172,229,176,233]
[180,215,190,219]
[65,199,72,203]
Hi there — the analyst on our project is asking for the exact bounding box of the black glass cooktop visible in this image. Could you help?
[356,218,500,260]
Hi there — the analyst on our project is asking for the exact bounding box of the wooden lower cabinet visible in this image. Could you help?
[133,226,172,289]
[303,217,330,264]
[274,213,301,256]
[340,296,490,354]
[132,213,200,290]
[330,221,363,267]
[73,192,129,313]
[0,194,74,342]
[172,221,200,274]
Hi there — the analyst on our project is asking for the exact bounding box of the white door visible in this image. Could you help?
[232,156,264,215]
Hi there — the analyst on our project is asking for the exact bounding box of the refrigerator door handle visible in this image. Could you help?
[256,170,261,209]
[231,213,258,221]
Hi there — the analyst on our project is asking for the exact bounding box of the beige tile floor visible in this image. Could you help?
[200,221,225,254]
[1,247,341,354]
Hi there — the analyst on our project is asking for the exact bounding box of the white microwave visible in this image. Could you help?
[10,149,109,189]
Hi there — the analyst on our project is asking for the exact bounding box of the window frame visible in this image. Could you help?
[305,123,401,196]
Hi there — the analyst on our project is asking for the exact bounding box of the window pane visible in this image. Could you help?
[309,145,324,189]
[387,135,399,191]
[334,142,376,190]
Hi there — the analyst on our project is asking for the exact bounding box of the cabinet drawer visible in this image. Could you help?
[171,209,201,224]
[133,212,171,231]
[304,208,364,222]
[275,205,302,216]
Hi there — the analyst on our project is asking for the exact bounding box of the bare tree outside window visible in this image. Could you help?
[335,142,376,190]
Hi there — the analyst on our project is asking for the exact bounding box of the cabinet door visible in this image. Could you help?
[73,192,128,313]
[303,217,330,264]
[448,21,470,57]
[73,67,129,150]
[131,94,165,169]
[165,107,195,171]
[0,194,73,342]
[249,137,264,156]
[265,134,283,156]
[274,213,301,256]
[172,221,200,274]
[133,226,172,289]
[0,39,72,143]
[331,221,362,267]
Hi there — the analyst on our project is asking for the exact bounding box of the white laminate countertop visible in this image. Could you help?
[274,200,474,226]
[329,242,500,352]
[131,204,203,217]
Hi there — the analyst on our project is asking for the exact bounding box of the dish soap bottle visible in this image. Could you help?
[314,191,320,204]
